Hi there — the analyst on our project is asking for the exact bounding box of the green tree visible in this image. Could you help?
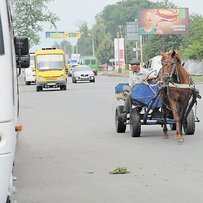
[52,40,72,56]
[91,16,107,54]
[96,35,114,65]
[77,22,92,56]
[181,15,203,60]
[94,0,188,63]
[13,0,59,47]
[142,34,186,62]
[99,0,172,39]
[76,0,202,63]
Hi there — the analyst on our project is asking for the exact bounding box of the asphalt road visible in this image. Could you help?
[14,75,203,203]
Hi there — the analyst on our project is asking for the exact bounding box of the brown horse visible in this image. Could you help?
[157,50,195,142]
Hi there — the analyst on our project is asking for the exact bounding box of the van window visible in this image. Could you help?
[0,13,5,55]
[85,59,91,65]
[36,54,64,71]
[91,59,96,65]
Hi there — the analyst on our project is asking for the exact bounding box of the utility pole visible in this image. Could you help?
[117,26,121,73]
[164,0,168,6]
[140,35,143,67]
[88,34,95,57]
[92,37,95,57]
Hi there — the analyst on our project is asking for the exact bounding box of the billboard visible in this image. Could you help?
[138,8,189,35]
[45,31,81,39]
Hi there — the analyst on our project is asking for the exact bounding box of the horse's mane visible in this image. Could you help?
[173,50,181,64]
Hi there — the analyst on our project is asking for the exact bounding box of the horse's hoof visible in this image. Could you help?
[177,140,183,145]
[162,135,168,139]
[176,136,184,143]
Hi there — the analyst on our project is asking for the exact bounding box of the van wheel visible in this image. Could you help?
[60,85,66,90]
[6,196,10,203]
[36,86,42,92]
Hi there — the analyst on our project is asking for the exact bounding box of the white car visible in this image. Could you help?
[68,63,79,77]
[72,65,95,83]
[145,55,162,74]
[24,53,35,85]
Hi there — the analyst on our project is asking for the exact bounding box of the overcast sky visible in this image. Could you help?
[32,0,203,51]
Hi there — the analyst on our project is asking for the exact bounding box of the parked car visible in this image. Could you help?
[24,53,35,85]
[72,65,95,83]
[67,63,79,77]
[66,63,79,77]
[145,55,162,74]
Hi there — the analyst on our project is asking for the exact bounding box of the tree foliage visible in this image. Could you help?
[77,22,92,56]
[12,0,59,47]
[181,15,203,60]
[98,0,202,62]
[96,36,114,64]
[13,0,203,63]
[52,40,72,56]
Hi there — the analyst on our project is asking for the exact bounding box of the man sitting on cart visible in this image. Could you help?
[121,58,156,120]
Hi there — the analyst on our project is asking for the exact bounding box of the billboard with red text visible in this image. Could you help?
[138,8,189,35]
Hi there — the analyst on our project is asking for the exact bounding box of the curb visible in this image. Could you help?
[99,72,129,77]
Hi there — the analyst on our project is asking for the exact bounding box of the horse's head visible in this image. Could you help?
[157,50,176,83]
[158,49,193,85]
[160,50,180,66]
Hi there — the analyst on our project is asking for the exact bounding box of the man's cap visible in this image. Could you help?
[129,58,140,65]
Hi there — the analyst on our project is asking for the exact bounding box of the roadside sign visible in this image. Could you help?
[126,22,139,41]
[45,32,81,39]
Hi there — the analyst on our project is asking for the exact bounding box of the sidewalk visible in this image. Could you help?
[99,70,129,77]
[99,70,203,84]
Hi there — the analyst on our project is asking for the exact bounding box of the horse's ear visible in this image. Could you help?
[160,51,164,56]
[171,50,176,58]
[168,49,173,53]
[182,62,185,66]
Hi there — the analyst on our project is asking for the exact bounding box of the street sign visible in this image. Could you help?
[133,47,140,51]
[45,32,81,39]
[126,22,139,41]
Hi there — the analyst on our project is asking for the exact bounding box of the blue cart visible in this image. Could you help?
[114,82,196,137]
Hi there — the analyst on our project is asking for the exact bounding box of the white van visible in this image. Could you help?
[0,1,30,202]
[145,55,162,74]
[24,53,35,85]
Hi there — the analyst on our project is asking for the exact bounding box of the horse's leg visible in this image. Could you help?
[169,99,184,142]
[162,105,168,139]
[178,96,191,141]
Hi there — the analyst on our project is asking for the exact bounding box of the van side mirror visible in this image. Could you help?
[16,55,30,68]
[14,36,30,69]
[14,36,29,55]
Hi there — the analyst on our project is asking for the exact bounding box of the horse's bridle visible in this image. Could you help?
[160,58,179,84]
